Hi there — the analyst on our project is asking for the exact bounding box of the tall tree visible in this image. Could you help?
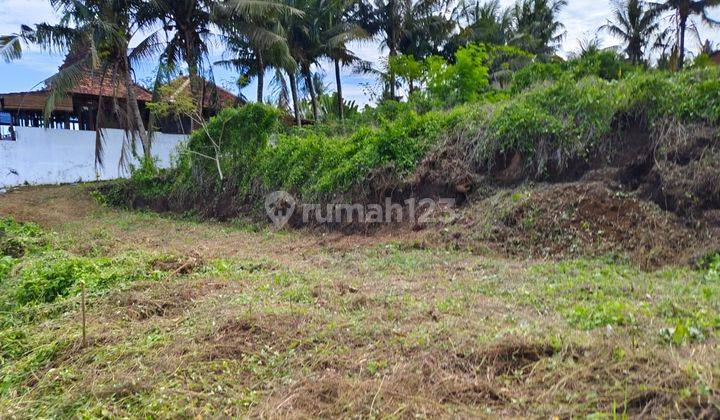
[138,0,298,121]
[368,0,452,100]
[510,0,568,57]
[602,0,660,64]
[320,0,368,120]
[215,21,294,103]
[448,0,512,55]
[34,0,152,162]
[281,0,318,124]
[651,0,720,68]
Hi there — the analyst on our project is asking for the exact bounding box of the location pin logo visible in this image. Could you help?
[264,191,296,228]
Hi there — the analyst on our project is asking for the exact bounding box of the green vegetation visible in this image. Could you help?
[110,61,720,210]
[259,108,463,198]
[4,0,720,416]
[0,215,200,395]
[1,188,719,417]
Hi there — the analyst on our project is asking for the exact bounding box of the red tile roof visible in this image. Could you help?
[62,72,153,102]
[173,76,239,108]
[2,49,238,111]
[49,50,152,101]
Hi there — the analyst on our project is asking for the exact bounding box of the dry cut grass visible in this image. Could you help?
[0,185,718,418]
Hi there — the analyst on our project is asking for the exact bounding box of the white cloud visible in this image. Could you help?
[0,0,58,33]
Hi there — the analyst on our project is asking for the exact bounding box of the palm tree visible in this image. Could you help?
[602,0,660,65]
[689,20,718,54]
[137,0,299,120]
[269,67,292,111]
[510,0,568,57]
[280,0,318,124]
[320,0,368,120]
[34,0,152,163]
[652,25,679,68]
[651,0,720,68]
[215,21,294,104]
[449,0,513,53]
[368,0,452,100]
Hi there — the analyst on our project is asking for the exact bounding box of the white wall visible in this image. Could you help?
[0,127,186,189]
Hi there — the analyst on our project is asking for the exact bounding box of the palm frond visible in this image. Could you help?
[0,25,35,62]
[217,0,303,19]
[0,35,23,62]
[129,30,164,65]
[43,56,90,121]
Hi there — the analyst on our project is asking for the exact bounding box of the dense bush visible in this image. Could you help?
[123,102,465,205]
[511,50,638,93]
[109,64,720,214]
[486,75,622,174]
[426,44,490,105]
[259,108,464,199]
[173,104,280,194]
[510,61,565,93]
[478,67,720,175]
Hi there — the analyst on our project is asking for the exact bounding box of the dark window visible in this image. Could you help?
[0,112,15,140]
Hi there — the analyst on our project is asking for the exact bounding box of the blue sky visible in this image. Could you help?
[1,0,719,106]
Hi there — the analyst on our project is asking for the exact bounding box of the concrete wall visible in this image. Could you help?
[0,127,186,188]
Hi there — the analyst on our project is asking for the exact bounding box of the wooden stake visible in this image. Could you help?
[81,281,86,348]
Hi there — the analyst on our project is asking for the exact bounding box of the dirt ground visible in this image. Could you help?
[0,184,719,418]
[439,182,720,269]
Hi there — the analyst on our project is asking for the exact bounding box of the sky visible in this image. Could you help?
[1,0,719,106]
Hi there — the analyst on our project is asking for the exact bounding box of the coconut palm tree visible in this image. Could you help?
[367,0,452,100]
[450,0,513,52]
[279,0,318,124]
[280,0,363,123]
[215,20,294,104]
[34,0,152,164]
[137,0,299,119]
[319,0,368,120]
[602,0,661,65]
[510,0,568,57]
[651,0,720,68]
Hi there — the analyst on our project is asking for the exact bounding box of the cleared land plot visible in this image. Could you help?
[0,185,718,418]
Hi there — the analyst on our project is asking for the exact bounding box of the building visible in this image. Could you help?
[153,76,241,135]
[0,52,240,139]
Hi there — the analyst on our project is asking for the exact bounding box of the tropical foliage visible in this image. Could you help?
[4,0,720,168]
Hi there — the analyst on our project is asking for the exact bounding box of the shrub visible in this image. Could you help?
[472,67,720,177]
[511,50,637,93]
[258,108,463,199]
[511,61,564,93]
[484,75,623,175]
[103,66,720,216]
[426,44,490,105]
[569,49,636,81]
[175,104,280,192]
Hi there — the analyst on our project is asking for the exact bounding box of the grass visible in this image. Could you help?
[0,185,718,417]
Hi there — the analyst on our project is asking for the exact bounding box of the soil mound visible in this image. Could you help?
[440,182,719,268]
